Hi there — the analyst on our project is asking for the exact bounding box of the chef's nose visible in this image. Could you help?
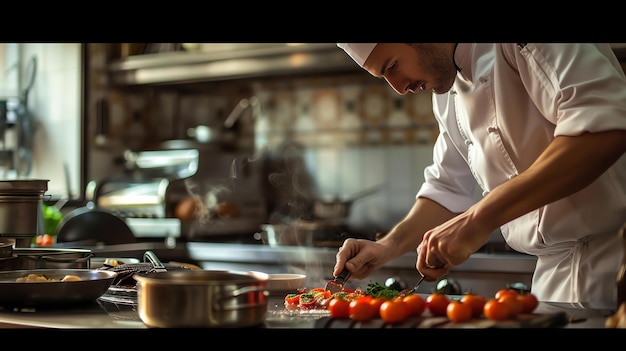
[384,76,409,95]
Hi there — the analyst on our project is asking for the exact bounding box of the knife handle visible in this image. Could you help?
[335,268,351,284]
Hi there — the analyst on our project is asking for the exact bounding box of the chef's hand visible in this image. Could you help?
[416,211,492,279]
[333,238,392,279]
[416,241,449,281]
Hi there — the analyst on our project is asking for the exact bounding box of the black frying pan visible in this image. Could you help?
[55,207,137,246]
[0,269,116,307]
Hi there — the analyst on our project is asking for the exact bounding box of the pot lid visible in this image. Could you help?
[0,179,48,195]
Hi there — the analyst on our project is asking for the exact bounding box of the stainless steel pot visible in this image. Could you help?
[0,179,48,246]
[134,270,269,328]
[256,221,348,247]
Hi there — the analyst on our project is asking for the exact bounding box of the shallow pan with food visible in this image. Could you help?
[0,269,117,307]
[90,257,141,269]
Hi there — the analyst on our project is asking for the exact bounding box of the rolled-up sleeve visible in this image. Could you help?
[416,127,479,213]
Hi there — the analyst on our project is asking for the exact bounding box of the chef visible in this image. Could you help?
[333,43,626,309]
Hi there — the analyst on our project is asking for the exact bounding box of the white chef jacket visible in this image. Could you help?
[416,43,626,309]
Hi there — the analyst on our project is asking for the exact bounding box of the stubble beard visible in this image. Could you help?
[409,44,458,94]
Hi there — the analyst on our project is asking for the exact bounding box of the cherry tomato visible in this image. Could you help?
[349,296,377,321]
[446,300,472,323]
[460,293,486,318]
[483,298,510,321]
[498,294,523,318]
[392,297,410,319]
[402,294,426,317]
[298,293,318,309]
[35,234,54,247]
[314,290,331,300]
[328,297,350,318]
[284,293,300,305]
[379,300,408,324]
[369,297,386,317]
[495,288,518,300]
[426,293,450,316]
[517,293,539,314]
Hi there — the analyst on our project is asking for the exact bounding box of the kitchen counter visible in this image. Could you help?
[0,294,612,329]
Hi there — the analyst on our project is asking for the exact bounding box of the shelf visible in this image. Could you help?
[107,44,361,86]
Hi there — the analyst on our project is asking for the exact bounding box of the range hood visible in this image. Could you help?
[107,43,362,86]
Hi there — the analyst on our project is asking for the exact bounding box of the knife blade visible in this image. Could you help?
[324,268,351,293]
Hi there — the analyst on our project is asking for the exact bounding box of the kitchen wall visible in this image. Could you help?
[0,43,82,200]
[85,43,443,238]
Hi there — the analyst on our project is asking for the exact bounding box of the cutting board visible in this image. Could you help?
[314,311,569,328]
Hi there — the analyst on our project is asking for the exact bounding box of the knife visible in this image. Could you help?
[324,268,351,293]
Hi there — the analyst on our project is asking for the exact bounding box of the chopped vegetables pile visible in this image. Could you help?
[284,281,400,311]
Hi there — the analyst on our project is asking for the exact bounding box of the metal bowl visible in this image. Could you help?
[11,247,93,270]
[0,242,13,258]
[266,273,306,293]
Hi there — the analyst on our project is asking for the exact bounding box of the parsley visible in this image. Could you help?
[365,281,399,299]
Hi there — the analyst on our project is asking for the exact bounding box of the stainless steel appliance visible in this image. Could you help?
[85,149,200,241]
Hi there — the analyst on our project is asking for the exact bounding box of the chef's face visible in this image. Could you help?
[362,43,458,95]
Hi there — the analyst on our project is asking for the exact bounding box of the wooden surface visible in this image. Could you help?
[314,311,569,328]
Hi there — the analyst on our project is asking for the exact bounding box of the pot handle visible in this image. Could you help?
[214,285,269,311]
[143,250,167,272]
[28,252,94,263]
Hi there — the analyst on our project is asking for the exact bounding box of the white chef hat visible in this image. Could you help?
[337,43,377,67]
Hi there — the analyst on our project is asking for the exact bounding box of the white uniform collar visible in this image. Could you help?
[454,43,473,83]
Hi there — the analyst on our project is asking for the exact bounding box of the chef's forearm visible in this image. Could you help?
[473,130,626,231]
[378,197,456,258]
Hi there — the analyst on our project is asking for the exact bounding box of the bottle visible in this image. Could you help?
[616,223,626,310]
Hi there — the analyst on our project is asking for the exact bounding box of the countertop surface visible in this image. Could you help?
[0,293,613,329]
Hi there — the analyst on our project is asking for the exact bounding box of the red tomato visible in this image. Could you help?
[369,298,386,317]
[498,294,523,318]
[349,296,376,321]
[426,293,450,316]
[446,300,472,323]
[314,290,331,301]
[284,293,300,305]
[402,294,426,317]
[328,297,350,318]
[517,293,539,314]
[460,293,486,318]
[379,300,408,324]
[483,298,510,321]
[392,297,410,320]
[495,288,518,300]
[298,293,318,309]
[35,234,54,247]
